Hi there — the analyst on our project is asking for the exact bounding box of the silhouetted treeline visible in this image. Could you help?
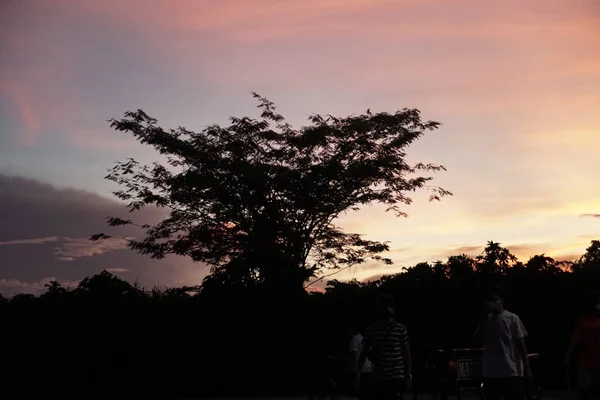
[2,240,600,397]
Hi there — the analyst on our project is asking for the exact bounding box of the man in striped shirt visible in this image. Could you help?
[357,294,412,400]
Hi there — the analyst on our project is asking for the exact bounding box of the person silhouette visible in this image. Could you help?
[565,292,600,400]
[356,294,412,400]
[476,286,532,400]
[349,322,372,398]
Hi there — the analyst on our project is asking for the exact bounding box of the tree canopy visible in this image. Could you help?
[94,94,450,290]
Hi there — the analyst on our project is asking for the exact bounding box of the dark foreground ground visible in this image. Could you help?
[180,392,577,400]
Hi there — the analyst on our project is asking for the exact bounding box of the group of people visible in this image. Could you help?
[344,288,600,400]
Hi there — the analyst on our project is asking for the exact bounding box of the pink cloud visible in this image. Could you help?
[0,9,71,146]
[56,0,596,44]
[1,77,133,150]
[0,3,134,150]
[13,89,41,145]
[3,0,598,144]
[0,81,41,146]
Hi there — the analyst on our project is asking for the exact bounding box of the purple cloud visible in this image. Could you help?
[0,174,208,295]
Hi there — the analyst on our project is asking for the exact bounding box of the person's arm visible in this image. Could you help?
[348,335,360,374]
[512,316,532,379]
[403,343,412,384]
[516,338,532,378]
[401,327,412,386]
[356,332,370,374]
[564,323,580,365]
[353,341,370,390]
[474,324,482,342]
[357,345,368,373]
[474,309,489,342]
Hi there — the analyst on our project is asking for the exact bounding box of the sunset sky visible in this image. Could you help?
[1,0,599,295]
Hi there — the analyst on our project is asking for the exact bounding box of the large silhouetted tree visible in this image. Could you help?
[93,94,450,291]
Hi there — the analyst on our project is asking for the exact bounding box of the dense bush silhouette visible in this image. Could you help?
[3,240,599,396]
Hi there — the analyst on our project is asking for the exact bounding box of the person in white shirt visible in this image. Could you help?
[476,286,532,400]
[349,324,372,398]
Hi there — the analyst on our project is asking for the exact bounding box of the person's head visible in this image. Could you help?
[348,323,359,336]
[377,294,396,318]
[589,291,600,315]
[348,321,365,336]
[484,286,505,314]
[357,320,367,334]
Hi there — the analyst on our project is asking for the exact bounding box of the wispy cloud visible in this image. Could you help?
[0,237,59,246]
[450,245,482,255]
[0,235,131,261]
[105,268,129,273]
[581,214,600,218]
[53,237,131,261]
[0,277,80,297]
